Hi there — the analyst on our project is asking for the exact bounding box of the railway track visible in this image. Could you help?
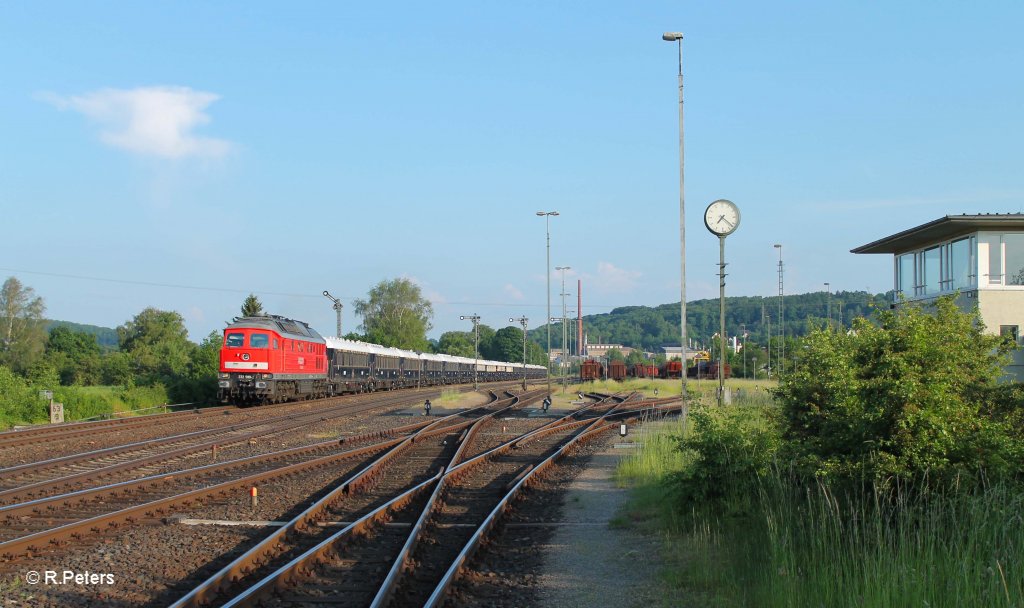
[166,392,617,607]
[0,405,230,450]
[0,381,526,470]
[0,388,681,607]
[0,390,530,565]
[0,387,497,507]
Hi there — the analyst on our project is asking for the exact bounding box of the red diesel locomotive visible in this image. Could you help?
[218,315,329,404]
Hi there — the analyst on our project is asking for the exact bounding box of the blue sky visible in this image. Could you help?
[2,2,1022,342]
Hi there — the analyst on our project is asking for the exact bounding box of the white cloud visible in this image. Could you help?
[503,284,524,301]
[589,262,641,294]
[43,86,231,159]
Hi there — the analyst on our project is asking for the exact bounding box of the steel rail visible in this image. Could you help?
[0,416,439,531]
[370,401,592,607]
[0,390,464,504]
[424,418,618,607]
[165,391,528,601]
[172,393,527,607]
[219,474,443,608]
[0,406,232,449]
[0,435,407,563]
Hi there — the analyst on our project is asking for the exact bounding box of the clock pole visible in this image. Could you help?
[703,199,740,406]
[718,234,727,405]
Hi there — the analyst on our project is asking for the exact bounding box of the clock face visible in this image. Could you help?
[704,199,740,236]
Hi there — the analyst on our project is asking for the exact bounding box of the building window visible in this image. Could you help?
[950,237,975,289]
[898,253,914,297]
[1004,234,1024,285]
[1000,325,1019,344]
[923,247,941,294]
[989,238,1003,284]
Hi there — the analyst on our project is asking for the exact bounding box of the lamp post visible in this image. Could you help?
[663,31,687,406]
[537,211,559,395]
[824,282,832,330]
[740,323,747,380]
[510,316,529,390]
[460,314,481,390]
[774,244,784,375]
[556,266,571,394]
[322,291,343,337]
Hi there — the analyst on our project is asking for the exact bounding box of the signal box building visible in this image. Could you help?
[852,213,1024,380]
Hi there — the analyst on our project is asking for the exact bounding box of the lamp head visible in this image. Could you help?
[662,32,683,41]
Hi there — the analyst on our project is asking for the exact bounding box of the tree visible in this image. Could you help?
[526,341,547,366]
[625,349,646,365]
[117,308,195,384]
[775,296,1019,483]
[167,331,222,403]
[0,277,46,373]
[606,348,625,362]
[475,325,497,359]
[241,293,264,317]
[489,326,527,363]
[437,331,475,358]
[353,278,433,350]
[45,326,102,385]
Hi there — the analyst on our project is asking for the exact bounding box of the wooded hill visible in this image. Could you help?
[45,320,119,349]
[529,290,892,352]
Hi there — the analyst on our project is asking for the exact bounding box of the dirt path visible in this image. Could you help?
[535,441,666,608]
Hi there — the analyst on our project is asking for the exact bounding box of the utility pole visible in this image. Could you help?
[740,323,747,380]
[556,266,571,394]
[460,314,481,390]
[774,244,784,376]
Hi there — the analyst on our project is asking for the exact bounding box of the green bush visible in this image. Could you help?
[672,404,782,509]
[775,296,1021,485]
[52,386,114,421]
[117,384,170,409]
[0,365,47,428]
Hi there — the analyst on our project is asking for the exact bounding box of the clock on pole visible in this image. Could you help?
[703,198,740,405]
[703,199,740,236]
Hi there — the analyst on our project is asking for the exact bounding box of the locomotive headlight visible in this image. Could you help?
[218,373,229,379]
[262,373,273,379]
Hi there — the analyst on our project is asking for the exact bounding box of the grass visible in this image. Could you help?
[565,376,777,400]
[614,395,1024,607]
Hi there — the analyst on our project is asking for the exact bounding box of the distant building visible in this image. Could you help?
[661,346,700,362]
[852,213,1024,379]
[585,343,633,358]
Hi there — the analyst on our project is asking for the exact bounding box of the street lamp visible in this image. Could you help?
[663,31,688,406]
[537,211,559,395]
[322,291,343,337]
[740,323,748,380]
[556,266,571,393]
[774,244,784,375]
[824,282,832,330]
[510,316,529,390]
[460,314,481,390]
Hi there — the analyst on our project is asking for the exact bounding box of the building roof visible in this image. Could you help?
[851,214,1024,255]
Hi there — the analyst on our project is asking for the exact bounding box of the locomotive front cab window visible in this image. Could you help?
[250,334,270,349]
[226,333,245,348]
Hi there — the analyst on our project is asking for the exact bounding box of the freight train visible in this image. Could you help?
[217,315,546,404]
